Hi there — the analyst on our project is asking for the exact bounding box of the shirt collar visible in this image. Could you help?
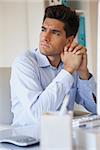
[34,49,51,67]
[34,48,63,68]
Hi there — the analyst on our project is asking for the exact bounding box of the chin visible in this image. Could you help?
[40,48,48,56]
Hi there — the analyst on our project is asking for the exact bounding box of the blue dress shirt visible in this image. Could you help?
[10,49,96,126]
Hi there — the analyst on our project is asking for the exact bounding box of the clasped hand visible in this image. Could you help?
[61,42,89,79]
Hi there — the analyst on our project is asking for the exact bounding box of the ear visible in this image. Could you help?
[66,35,74,45]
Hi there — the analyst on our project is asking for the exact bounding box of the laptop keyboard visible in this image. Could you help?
[73,114,100,128]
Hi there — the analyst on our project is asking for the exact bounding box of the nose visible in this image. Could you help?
[42,31,51,42]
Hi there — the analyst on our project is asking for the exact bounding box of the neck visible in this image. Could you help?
[47,56,61,68]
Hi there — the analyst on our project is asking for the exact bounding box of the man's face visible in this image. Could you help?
[39,18,67,57]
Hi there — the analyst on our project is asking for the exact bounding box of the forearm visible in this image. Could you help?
[11,68,74,123]
[31,70,74,117]
[76,75,97,113]
[78,69,96,102]
[79,68,90,80]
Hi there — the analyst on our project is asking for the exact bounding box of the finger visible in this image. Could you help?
[72,45,83,54]
[68,42,78,52]
[76,47,87,55]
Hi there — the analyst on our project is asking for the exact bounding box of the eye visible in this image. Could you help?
[41,26,46,32]
[52,30,61,36]
[55,32,60,36]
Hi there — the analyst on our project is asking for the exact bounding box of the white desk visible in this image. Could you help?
[0,124,99,150]
[0,125,78,150]
[73,127,100,150]
[0,125,40,150]
[0,124,12,131]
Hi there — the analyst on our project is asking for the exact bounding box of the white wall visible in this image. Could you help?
[0,0,44,67]
[26,0,44,50]
[80,1,98,79]
[0,0,44,124]
[70,0,97,79]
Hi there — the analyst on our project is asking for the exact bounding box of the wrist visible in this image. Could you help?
[79,69,90,80]
[64,67,75,74]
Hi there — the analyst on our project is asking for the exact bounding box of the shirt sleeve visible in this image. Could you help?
[10,56,74,124]
[76,75,97,114]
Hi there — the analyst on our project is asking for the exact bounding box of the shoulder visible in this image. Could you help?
[12,49,38,69]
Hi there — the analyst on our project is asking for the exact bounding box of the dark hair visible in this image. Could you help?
[43,5,79,38]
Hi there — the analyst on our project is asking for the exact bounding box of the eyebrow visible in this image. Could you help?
[41,26,62,34]
[51,29,61,34]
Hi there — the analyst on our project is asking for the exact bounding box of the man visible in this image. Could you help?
[10,5,96,126]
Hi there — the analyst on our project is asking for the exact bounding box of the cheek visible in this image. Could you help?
[56,40,66,51]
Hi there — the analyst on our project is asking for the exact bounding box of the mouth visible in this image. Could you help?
[40,42,50,48]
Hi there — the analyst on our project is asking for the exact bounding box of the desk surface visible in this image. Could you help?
[0,125,40,150]
[0,125,79,150]
[0,121,98,150]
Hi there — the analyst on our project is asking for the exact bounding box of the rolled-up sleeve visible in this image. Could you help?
[76,76,97,114]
